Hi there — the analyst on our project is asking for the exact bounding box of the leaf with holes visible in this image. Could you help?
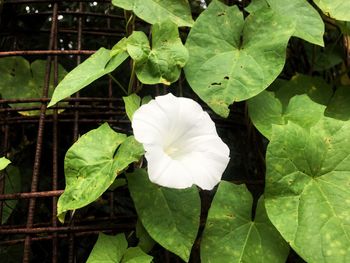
[0,57,67,115]
[248,74,332,139]
[86,233,128,263]
[247,0,324,46]
[184,0,294,117]
[265,116,350,262]
[57,123,144,223]
[201,181,289,263]
[127,21,188,85]
[313,0,350,21]
[127,169,200,262]
[48,47,128,107]
[111,0,193,27]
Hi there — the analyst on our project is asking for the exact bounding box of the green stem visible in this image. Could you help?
[128,61,136,95]
[109,74,127,95]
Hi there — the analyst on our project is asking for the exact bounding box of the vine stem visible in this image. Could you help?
[108,74,127,95]
[128,61,136,95]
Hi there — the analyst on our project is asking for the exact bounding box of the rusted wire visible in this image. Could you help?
[22,3,59,262]
[0,50,95,57]
[0,190,63,200]
[0,223,136,235]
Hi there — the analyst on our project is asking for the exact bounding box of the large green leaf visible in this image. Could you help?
[201,181,289,263]
[0,157,10,170]
[265,117,350,262]
[86,233,128,263]
[2,166,21,224]
[248,74,332,139]
[121,247,153,263]
[313,0,350,21]
[127,21,188,85]
[184,0,294,117]
[48,47,128,107]
[57,123,144,223]
[0,57,67,115]
[247,0,324,46]
[127,169,200,262]
[111,0,193,27]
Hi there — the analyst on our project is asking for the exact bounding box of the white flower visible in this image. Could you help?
[132,93,230,190]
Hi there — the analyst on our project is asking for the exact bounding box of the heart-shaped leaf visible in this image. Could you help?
[111,0,193,27]
[57,123,144,223]
[201,181,289,263]
[248,74,332,139]
[0,57,67,115]
[127,169,200,262]
[184,0,294,117]
[247,0,324,46]
[265,117,350,262]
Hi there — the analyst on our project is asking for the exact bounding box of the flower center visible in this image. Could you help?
[164,145,186,160]
[164,146,180,158]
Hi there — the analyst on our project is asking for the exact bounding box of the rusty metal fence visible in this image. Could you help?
[0,1,262,262]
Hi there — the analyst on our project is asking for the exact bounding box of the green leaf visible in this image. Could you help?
[184,0,294,117]
[111,0,194,27]
[57,123,144,223]
[265,117,350,262]
[127,169,200,262]
[304,43,343,71]
[141,96,152,105]
[121,247,153,263]
[108,178,127,191]
[2,166,21,224]
[326,86,350,120]
[274,0,324,45]
[123,93,141,120]
[248,74,332,139]
[48,47,128,107]
[201,181,289,263]
[0,57,67,115]
[247,0,324,46]
[136,220,155,253]
[127,21,188,85]
[313,0,350,21]
[245,0,268,13]
[111,37,129,57]
[86,233,128,263]
[0,157,11,170]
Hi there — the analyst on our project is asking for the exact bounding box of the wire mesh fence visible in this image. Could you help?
[0,0,264,262]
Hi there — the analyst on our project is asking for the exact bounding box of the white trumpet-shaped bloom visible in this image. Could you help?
[132,93,230,190]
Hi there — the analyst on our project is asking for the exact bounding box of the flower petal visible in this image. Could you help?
[145,145,194,189]
[132,100,169,144]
